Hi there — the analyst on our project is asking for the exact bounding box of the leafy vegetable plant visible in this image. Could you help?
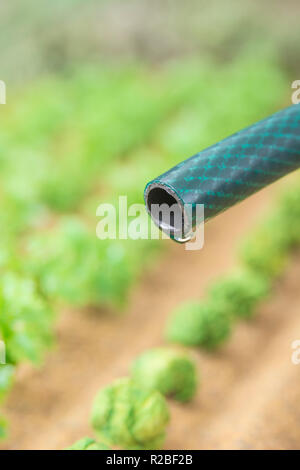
[208,270,270,319]
[91,378,170,450]
[66,437,111,450]
[131,347,197,402]
[166,300,232,349]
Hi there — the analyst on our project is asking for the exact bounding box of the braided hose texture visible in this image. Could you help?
[145,105,300,241]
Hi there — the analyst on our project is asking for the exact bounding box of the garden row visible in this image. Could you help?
[0,55,287,437]
[67,172,300,450]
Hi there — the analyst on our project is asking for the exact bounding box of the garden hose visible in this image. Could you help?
[144,104,300,242]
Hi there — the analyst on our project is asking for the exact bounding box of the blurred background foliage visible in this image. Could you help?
[0,0,299,84]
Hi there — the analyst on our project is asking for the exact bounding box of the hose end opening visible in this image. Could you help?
[145,183,192,242]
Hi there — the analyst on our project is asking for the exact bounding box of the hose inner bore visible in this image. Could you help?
[145,183,192,242]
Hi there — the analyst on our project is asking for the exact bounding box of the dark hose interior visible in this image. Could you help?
[146,186,184,234]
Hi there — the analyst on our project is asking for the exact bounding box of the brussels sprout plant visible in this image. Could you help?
[208,270,270,319]
[66,437,110,450]
[166,300,232,349]
[131,347,198,402]
[91,378,170,450]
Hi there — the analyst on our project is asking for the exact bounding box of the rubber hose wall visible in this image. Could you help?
[145,104,300,242]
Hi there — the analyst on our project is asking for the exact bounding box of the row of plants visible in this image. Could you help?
[66,151,300,448]
[67,347,197,450]
[0,63,203,436]
[0,55,287,437]
[166,176,300,349]
[1,63,201,213]
[67,172,300,450]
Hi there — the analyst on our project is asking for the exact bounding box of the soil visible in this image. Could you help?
[1,176,300,450]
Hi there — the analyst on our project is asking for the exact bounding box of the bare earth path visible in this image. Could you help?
[1,178,300,450]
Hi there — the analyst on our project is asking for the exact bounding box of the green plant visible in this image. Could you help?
[66,437,111,450]
[0,416,7,439]
[131,347,197,402]
[0,365,15,402]
[208,269,270,319]
[165,177,300,351]
[166,300,232,349]
[91,378,170,450]
[240,179,300,280]
[0,273,54,365]
[25,218,139,309]
[0,365,16,438]
[277,186,300,247]
[240,221,289,280]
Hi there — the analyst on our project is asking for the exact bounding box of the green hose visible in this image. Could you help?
[144,105,300,242]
